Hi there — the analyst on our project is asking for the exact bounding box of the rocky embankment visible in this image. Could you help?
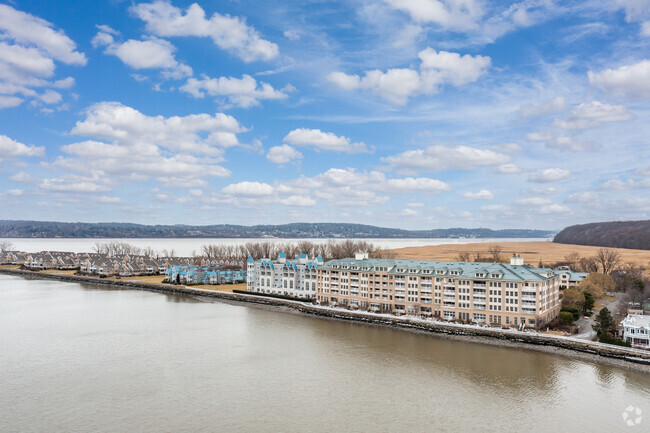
[2,268,649,371]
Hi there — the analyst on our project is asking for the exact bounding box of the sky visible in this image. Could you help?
[1,0,650,230]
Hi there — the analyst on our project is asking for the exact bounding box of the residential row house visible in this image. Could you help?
[314,252,561,329]
[165,266,246,285]
[246,253,323,299]
[0,250,195,277]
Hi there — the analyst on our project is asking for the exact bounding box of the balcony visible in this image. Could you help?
[472,283,486,288]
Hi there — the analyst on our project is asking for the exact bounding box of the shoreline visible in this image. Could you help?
[2,268,649,373]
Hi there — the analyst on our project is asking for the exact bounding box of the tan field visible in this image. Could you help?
[192,283,246,292]
[106,275,167,284]
[44,269,79,276]
[387,241,650,267]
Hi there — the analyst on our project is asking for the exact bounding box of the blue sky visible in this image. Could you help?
[1,0,650,230]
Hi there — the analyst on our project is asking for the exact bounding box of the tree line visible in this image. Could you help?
[90,239,395,264]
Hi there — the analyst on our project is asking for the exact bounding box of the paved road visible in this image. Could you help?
[573,292,624,340]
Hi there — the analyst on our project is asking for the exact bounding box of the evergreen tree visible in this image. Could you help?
[583,291,595,313]
[592,307,614,335]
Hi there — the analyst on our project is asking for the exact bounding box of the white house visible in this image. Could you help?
[621,314,650,349]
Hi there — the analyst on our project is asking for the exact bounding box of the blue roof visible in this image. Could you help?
[278,252,286,258]
[247,256,254,263]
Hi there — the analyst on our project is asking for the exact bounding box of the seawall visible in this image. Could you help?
[2,268,649,371]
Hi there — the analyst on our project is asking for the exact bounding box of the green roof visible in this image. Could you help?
[321,258,555,282]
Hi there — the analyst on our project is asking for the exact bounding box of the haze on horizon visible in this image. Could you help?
[1,0,649,231]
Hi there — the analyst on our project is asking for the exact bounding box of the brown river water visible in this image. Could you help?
[0,274,648,432]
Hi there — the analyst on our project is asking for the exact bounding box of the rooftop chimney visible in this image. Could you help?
[510,253,524,266]
[355,252,369,260]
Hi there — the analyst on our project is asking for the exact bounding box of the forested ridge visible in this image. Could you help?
[0,220,554,239]
[554,220,650,250]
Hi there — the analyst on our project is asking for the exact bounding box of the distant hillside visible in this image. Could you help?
[554,220,650,250]
[0,220,555,239]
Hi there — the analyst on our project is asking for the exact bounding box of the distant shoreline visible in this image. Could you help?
[2,267,649,373]
[0,220,556,239]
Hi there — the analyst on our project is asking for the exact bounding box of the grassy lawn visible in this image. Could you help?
[44,270,79,275]
[191,283,246,292]
[0,264,21,269]
[106,275,167,284]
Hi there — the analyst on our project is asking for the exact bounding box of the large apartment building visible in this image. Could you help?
[246,253,323,299]
[316,253,561,328]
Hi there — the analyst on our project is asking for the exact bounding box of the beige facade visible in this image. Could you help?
[316,254,560,329]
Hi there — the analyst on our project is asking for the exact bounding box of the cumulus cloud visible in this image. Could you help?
[401,208,419,217]
[93,31,192,79]
[588,60,650,99]
[554,101,632,129]
[130,1,279,62]
[283,128,371,153]
[495,163,521,174]
[0,4,83,109]
[0,4,86,65]
[464,189,493,200]
[328,47,490,104]
[383,144,509,174]
[643,21,650,36]
[385,0,556,44]
[216,168,449,209]
[222,181,274,197]
[0,95,23,108]
[598,178,650,191]
[46,102,245,192]
[385,0,484,30]
[526,133,600,152]
[528,168,571,183]
[9,171,37,183]
[180,74,291,108]
[0,134,45,161]
[280,195,316,207]
[266,144,302,164]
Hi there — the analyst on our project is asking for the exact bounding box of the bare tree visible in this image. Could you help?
[564,252,581,270]
[577,256,599,273]
[487,245,504,262]
[0,240,14,253]
[456,252,471,262]
[595,248,621,274]
[473,252,486,262]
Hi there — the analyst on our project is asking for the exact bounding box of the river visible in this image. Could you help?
[0,274,647,432]
[0,237,549,257]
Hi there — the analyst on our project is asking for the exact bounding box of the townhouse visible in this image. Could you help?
[246,253,323,299]
[165,265,246,285]
[316,253,561,329]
